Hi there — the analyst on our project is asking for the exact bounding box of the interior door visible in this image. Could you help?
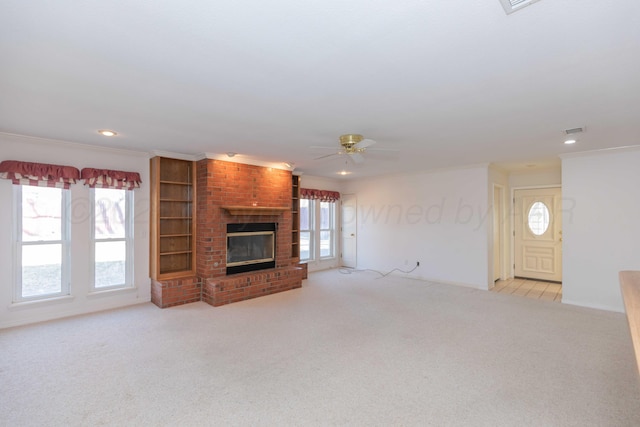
[514,187,562,282]
[341,194,357,268]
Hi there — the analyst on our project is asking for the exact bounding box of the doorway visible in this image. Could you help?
[341,194,357,268]
[513,187,562,282]
[493,184,506,282]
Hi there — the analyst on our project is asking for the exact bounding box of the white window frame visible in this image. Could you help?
[319,201,336,259]
[300,198,337,263]
[300,198,314,262]
[13,185,71,302]
[90,188,134,291]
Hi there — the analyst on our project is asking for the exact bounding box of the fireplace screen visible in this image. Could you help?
[226,223,276,274]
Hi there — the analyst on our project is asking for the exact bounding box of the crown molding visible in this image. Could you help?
[0,132,148,156]
[559,145,640,160]
[195,152,294,171]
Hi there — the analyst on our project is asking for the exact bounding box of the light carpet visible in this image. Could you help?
[1,269,639,426]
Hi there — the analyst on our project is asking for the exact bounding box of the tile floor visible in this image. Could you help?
[492,277,562,302]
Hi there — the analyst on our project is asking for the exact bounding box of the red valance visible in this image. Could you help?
[0,160,80,189]
[300,188,340,202]
[81,168,142,190]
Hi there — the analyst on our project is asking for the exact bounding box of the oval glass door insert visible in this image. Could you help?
[528,202,550,236]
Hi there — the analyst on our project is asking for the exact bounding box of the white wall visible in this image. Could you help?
[0,133,150,328]
[509,168,561,188]
[343,166,490,289]
[562,147,640,312]
[297,174,345,272]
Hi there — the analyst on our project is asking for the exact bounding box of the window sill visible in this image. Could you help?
[9,295,75,311]
[87,286,137,299]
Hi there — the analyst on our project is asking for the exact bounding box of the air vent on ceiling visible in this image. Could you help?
[499,0,542,15]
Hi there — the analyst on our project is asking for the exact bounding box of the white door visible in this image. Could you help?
[341,194,357,268]
[514,187,562,282]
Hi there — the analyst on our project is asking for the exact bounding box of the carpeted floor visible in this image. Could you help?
[1,269,639,426]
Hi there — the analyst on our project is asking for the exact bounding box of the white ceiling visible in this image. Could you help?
[1,0,639,179]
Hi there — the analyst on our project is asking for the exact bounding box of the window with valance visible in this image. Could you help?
[0,160,80,189]
[300,188,340,202]
[81,168,142,190]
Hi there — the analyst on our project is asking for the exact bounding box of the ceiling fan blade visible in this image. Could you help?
[349,152,365,164]
[356,138,376,149]
[314,151,342,160]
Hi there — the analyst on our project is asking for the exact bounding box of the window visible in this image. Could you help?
[300,198,313,262]
[319,201,335,258]
[91,188,134,290]
[527,201,550,236]
[300,198,336,262]
[14,185,70,301]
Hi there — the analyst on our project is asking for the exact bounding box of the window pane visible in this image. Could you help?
[22,244,62,297]
[320,202,332,229]
[95,188,126,239]
[300,231,311,261]
[22,186,61,242]
[320,230,332,257]
[95,241,126,288]
[527,202,550,236]
[300,199,310,230]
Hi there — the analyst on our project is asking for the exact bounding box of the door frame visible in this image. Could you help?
[493,184,507,284]
[510,185,562,279]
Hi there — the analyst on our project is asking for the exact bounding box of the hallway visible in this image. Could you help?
[492,278,562,302]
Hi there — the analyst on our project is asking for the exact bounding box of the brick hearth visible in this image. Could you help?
[151,159,303,308]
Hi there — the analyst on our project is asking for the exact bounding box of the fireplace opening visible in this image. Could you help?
[226,223,276,274]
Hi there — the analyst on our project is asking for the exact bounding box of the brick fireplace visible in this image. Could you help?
[150,159,304,308]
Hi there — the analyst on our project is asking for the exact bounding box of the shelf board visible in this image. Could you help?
[160,180,192,185]
[160,250,193,256]
[222,206,289,216]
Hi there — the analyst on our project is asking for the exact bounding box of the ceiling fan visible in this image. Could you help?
[312,134,389,164]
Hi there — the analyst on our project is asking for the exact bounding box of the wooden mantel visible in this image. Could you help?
[620,270,640,376]
[221,206,289,216]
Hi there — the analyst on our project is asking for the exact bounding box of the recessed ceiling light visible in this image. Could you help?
[284,162,294,168]
[564,138,577,145]
[98,129,117,137]
[226,152,237,158]
[337,171,351,176]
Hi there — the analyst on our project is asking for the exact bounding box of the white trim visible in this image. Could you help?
[561,298,624,314]
[0,132,148,157]
[86,286,138,299]
[8,295,75,310]
[559,145,640,160]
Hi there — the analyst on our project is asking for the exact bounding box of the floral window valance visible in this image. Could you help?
[81,168,142,190]
[300,188,341,202]
[0,160,80,189]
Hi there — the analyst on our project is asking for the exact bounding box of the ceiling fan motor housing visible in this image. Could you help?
[339,134,364,152]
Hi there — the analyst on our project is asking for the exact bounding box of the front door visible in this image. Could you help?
[514,187,562,282]
[341,194,357,268]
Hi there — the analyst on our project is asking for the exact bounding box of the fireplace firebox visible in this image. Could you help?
[226,223,276,274]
